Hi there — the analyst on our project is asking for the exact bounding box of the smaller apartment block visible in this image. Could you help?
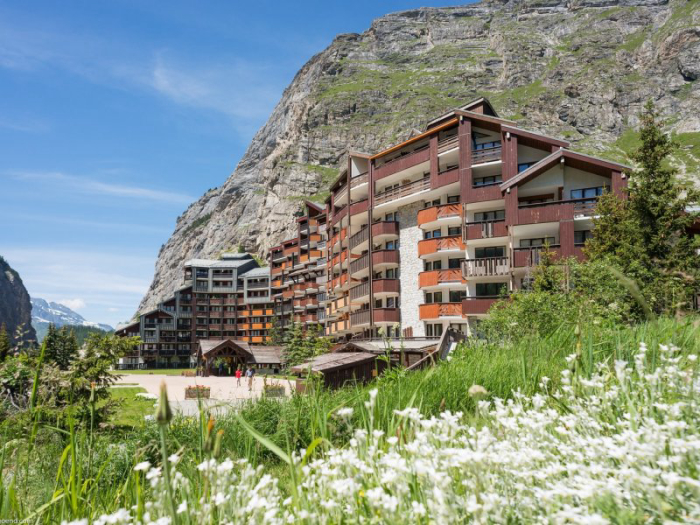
[115,253,275,369]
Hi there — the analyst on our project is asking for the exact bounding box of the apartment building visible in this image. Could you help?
[270,202,328,332]
[115,253,275,369]
[318,97,628,340]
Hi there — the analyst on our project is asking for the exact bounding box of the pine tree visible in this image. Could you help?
[586,101,700,313]
[43,323,60,363]
[55,327,79,370]
[0,323,10,361]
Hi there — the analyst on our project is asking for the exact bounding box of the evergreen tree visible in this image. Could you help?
[0,323,10,361]
[586,101,700,313]
[43,324,79,369]
[43,323,60,363]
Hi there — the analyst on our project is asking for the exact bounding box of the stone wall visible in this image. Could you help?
[398,202,424,337]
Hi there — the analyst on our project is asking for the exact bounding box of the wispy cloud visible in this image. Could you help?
[0,116,50,133]
[59,298,86,310]
[7,171,194,204]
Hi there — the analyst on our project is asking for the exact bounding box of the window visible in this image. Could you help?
[425,291,443,304]
[449,290,466,303]
[375,299,383,309]
[447,195,460,204]
[473,174,503,187]
[426,323,444,337]
[475,246,505,259]
[425,260,443,271]
[385,240,397,250]
[574,230,593,245]
[448,226,462,236]
[424,229,442,240]
[473,140,501,150]
[448,258,462,269]
[385,212,397,222]
[519,237,556,248]
[386,297,397,308]
[570,186,605,200]
[476,282,505,297]
[385,268,398,279]
[474,210,505,222]
[518,162,535,173]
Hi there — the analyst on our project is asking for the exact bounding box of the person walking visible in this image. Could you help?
[235,367,242,387]
[246,366,255,392]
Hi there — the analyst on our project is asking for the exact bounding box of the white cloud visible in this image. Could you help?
[1,247,155,327]
[59,298,86,310]
[7,171,194,204]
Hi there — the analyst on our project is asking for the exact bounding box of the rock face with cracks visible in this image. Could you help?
[0,256,36,345]
[139,0,700,313]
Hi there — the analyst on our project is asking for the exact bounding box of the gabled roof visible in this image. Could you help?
[184,258,251,268]
[426,98,499,129]
[502,125,570,150]
[241,266,270,278]
[500,149,632,192]
[342,340,438,354]
[198,339,284,365]
[291,351,376,373]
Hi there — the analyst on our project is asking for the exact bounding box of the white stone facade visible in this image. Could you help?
[398,202,424,337]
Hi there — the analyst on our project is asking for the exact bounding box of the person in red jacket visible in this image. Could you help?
[235,367,242,387]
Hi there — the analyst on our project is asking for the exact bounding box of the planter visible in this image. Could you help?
[185,386,211,399]
[264,386,285,398]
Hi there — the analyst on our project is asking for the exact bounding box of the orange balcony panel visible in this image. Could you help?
[251,336,264,343]
[417,203,461,227]
[418,269,466,288]
[252,309,263,316]
[265,309,273,315]
[417,235,465,256]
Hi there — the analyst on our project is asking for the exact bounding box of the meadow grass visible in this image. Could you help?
[106,387,155,428]
[111,368,195,376]
[1,316,699,522]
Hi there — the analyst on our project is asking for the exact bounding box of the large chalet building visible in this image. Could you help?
[118,97,629,368]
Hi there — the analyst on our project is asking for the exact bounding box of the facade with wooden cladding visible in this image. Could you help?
[318,97,629,340]
[114,253,275,369]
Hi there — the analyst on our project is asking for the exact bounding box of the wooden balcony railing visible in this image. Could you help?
[418,269,465,288]
[418,235,465,257]
[518,197,598,224]
[472,145,502,165]
[462,297,499,315]
[349,281,370,302]
[462,257,510,278]
[437,135,459,153]
[350,172,369,188]
[464,219,507,241]
[419,303,463,320]
[512,245,561,267]
[350,253,369,275]
[417,203,461,227]
[375,176,430,206]
[374,143,430,180]
[349,226,369,251]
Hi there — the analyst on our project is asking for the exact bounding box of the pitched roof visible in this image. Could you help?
[291,352,377,373]
[242,266,270,278]
[198,339,284,365]
[500,149,632,192]
[183,258,251,268]
[342,339,438,354]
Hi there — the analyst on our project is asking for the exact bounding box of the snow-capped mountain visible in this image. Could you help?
[31,298,113,332]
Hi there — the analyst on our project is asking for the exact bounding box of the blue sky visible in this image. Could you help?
[0,1,465,327]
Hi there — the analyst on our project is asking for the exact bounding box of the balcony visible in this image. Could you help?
[372,249,400,270]
[438,134,459,153]
[350,308,400,327]
[349,279,400,303]
[350,198,369,218]
[462,297,499,315]
[512,246,561,267]
[375,176,431,206]
[418,235,465,257]
[350,172,369,188]
[462,257,510,278]
[350,253,369,277]
[417,203,461,228]
[464,219,507,241]
[349,221,399,254]
[518,198,598,225]
[437,167,459,188]
[419,303,463,320]
[374,144,430,180]
[418,269,465,288]
[349,281,370,302]
[472,145,502,165]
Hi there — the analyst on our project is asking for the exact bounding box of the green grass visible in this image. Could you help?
[107,387,155,428]
[182,213,212,235]
[112,368,195,376]
[3,317,699,521]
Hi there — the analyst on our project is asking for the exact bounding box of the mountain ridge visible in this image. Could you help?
[31,297,114,335]
[138,0,700,313]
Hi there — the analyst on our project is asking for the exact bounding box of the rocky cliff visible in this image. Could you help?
[139,0,700,312]
[0,256,37,345]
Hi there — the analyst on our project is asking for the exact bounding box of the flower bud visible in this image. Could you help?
[156,381,173,425]
[213,430,224,458]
